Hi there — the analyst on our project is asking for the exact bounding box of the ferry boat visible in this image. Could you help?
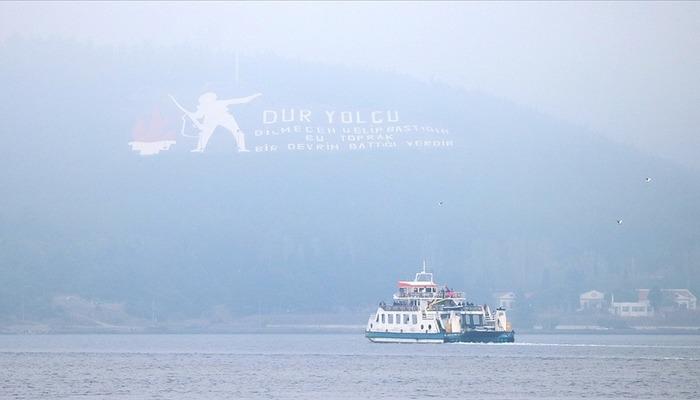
[365,262,515,343]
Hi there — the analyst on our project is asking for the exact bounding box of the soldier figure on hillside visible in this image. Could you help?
[172,92,262,153]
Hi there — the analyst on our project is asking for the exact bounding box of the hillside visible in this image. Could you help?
[1,39,698,324]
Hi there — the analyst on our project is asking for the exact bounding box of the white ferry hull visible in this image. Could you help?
[365,330,515,344]
[366,332,445,344]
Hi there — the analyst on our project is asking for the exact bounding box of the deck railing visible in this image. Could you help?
[394,291,465,299]
[380,304,419,312]
[378,303,486,313]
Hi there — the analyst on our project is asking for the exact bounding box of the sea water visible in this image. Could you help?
[1,333,698,399]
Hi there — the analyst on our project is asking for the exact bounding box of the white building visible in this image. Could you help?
[610,297,653,317]
[493,292,516,309]
[579,290,606,311]
[662,289,697,310]
[638,288,697,310]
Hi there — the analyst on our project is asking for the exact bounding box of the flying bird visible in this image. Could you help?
[616,219,623,225]
[645,177,652,183]
[438,201,444,206]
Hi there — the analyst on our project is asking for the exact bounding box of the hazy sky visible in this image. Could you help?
[1,1,698,169]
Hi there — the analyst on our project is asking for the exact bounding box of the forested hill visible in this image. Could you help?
[1,39,698,320]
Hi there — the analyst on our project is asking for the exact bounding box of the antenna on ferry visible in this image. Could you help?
[422,259,428,273]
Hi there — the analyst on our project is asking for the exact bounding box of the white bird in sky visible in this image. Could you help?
[616,219,623,225]
[645,177,652,183]
[438,201,444,206]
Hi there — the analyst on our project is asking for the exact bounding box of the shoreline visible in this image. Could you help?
[2,324,700,335]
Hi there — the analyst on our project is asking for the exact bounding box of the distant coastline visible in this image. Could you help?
[3,321,700,335]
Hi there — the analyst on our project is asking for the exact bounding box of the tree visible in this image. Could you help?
[649,287,663,311]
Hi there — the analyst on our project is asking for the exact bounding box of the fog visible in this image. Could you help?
[2,2,699,169]
[0,2,698,331]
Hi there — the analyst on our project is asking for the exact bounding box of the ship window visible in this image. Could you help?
[412,314,417,324]
[375,314,379,322]
[421,324,424,330]
[395,314,400,324]
[404,314,410,324]
[428,324,432,330]
[381,314,385,323]
[388,314,394,324]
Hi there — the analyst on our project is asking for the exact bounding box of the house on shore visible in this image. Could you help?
[610,299,653,317]
[609,292,653,317]
[579,290,606,311]
[493,292,516,310]
[637,288,697,311]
